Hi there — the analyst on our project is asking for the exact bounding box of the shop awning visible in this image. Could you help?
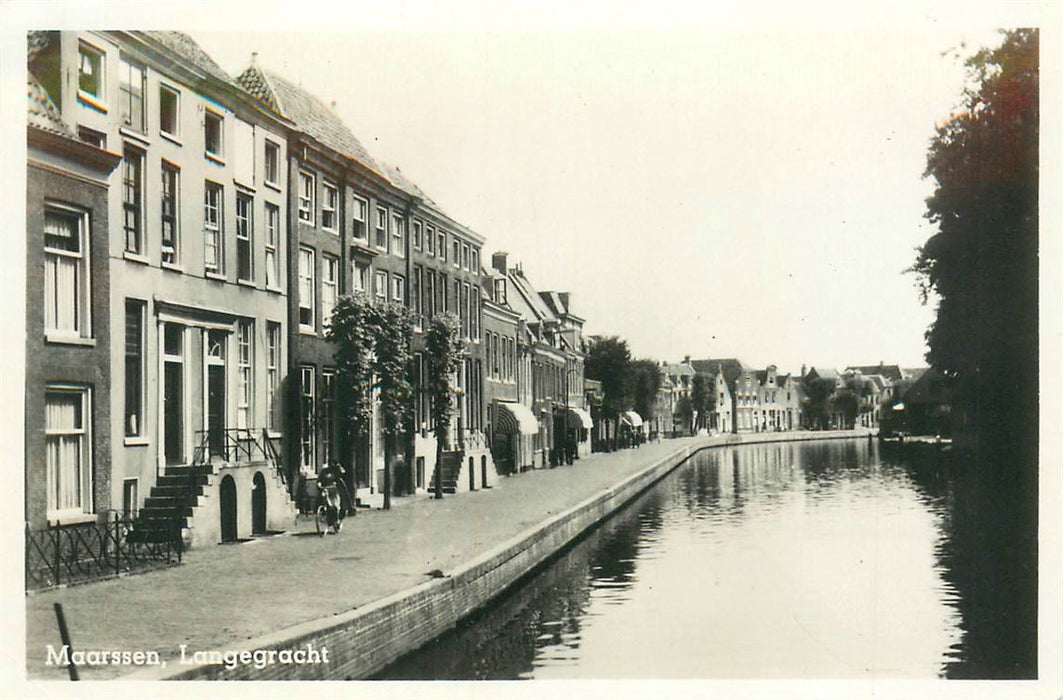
[564,407,594,429]
[621,410,644,427]
[496,401,540,435]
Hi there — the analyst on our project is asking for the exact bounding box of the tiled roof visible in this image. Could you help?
[661,362,695,377]
[508,269,557,325]
[807,366,840,380]
[27,30,53,64]
[28,75,75,138]
[845,364,905,382]
[690,358,750,384]
[141,31,235,86]
[237,65,383,177]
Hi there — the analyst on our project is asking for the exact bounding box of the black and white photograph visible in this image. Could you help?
[3,1,1060,698]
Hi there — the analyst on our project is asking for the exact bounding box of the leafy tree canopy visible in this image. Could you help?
[910,29,1038,456]
[585,336,632,420]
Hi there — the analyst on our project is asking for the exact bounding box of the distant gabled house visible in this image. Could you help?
[660,359,696,435]
[690,358,755,433]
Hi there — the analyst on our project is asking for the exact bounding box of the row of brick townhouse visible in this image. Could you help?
[25,31,591,548]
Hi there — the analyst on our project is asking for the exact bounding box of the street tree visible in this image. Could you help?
[372,302,414,510]
[425,313,465,499]
[674,396,693,435]
[630,359,662,431]
[833,388,860,430]
[910,29,1038,461]
[690,373,714,433]
[327,292,377,495]
[801,377,835,430]
[585,336,632,449]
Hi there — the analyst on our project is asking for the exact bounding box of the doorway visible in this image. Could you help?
[251,472,266,535]
[219,475,237,542]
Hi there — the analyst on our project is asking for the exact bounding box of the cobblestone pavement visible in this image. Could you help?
[26,437,707,679]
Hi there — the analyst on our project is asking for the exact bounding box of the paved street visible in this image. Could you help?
[26,437,705,680]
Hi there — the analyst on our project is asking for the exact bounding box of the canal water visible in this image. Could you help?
[379,439,1037,680]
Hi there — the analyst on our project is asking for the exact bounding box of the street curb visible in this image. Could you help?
[125,430,870,680]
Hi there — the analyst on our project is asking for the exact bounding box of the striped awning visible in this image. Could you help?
[496,401,539,435]
[564,407,594,429]
[621,410,643,427]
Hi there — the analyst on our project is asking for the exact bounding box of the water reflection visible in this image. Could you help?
[379,439,1036,680]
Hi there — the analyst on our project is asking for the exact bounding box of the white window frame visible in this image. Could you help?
[375,206,388,251]
[412,219,422,251]
[161,163,180,266]
[159,84,180,139]
[374,270,388,304]
[425,224,435,256]
[235,193,254,282]
[392,274,405,304]
[266,322,281,432]
[124,299,146,438]
[45,385,94,519]
[322,254,339,330]
[122,147,144,256]
[352,260,369,295]
[298,247,315,332]
[321,181,338,232]
[236,320,253,429]
[43,203,91,341]
[264,141,280,186]
[392,214,405,258]
[118,55,146,133]
[438,231,447,262]
[265,202,281,289]
[351,195,368,242]
[204,181,223,274]
[298,170,315,224]
[77,41,105,106]
[300,366,315,471]
[204,109,224,160]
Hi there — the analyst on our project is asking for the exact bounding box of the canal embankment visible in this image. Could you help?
[26,430,869,680]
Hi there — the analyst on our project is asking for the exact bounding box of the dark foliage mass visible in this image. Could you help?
[911,29,1038,463]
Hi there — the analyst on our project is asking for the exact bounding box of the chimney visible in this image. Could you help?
[251,52,258,65]
[329,100,337,111]
[492,251,508,275]
[558,292,570,311]
[683,355,691,364]
[801,364,807,378]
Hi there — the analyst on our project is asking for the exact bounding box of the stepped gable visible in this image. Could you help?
[141,31,236,86]
[237,65,384,178]
[27,74,75,139]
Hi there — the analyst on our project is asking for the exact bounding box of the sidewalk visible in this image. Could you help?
[26,437,706,680]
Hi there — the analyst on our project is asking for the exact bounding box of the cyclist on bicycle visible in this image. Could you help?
[317,462,346,532]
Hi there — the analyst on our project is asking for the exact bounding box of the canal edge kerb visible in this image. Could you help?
[124,430,871,680]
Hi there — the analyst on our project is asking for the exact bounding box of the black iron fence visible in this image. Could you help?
[25,512,182,592]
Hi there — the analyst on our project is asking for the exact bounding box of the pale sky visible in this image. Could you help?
[188,17,1013,375]
[7,1,1053,376]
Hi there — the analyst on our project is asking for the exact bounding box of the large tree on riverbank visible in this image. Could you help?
[910,29,1038,464]
[585,336,633,448]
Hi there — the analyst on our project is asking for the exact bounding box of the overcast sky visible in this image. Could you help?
[12,1,1047,376]
[189,17,1016,376]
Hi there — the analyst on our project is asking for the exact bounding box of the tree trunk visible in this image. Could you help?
[383,435,392,510]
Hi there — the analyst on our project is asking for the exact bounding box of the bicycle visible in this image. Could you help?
[313,478,350,536]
